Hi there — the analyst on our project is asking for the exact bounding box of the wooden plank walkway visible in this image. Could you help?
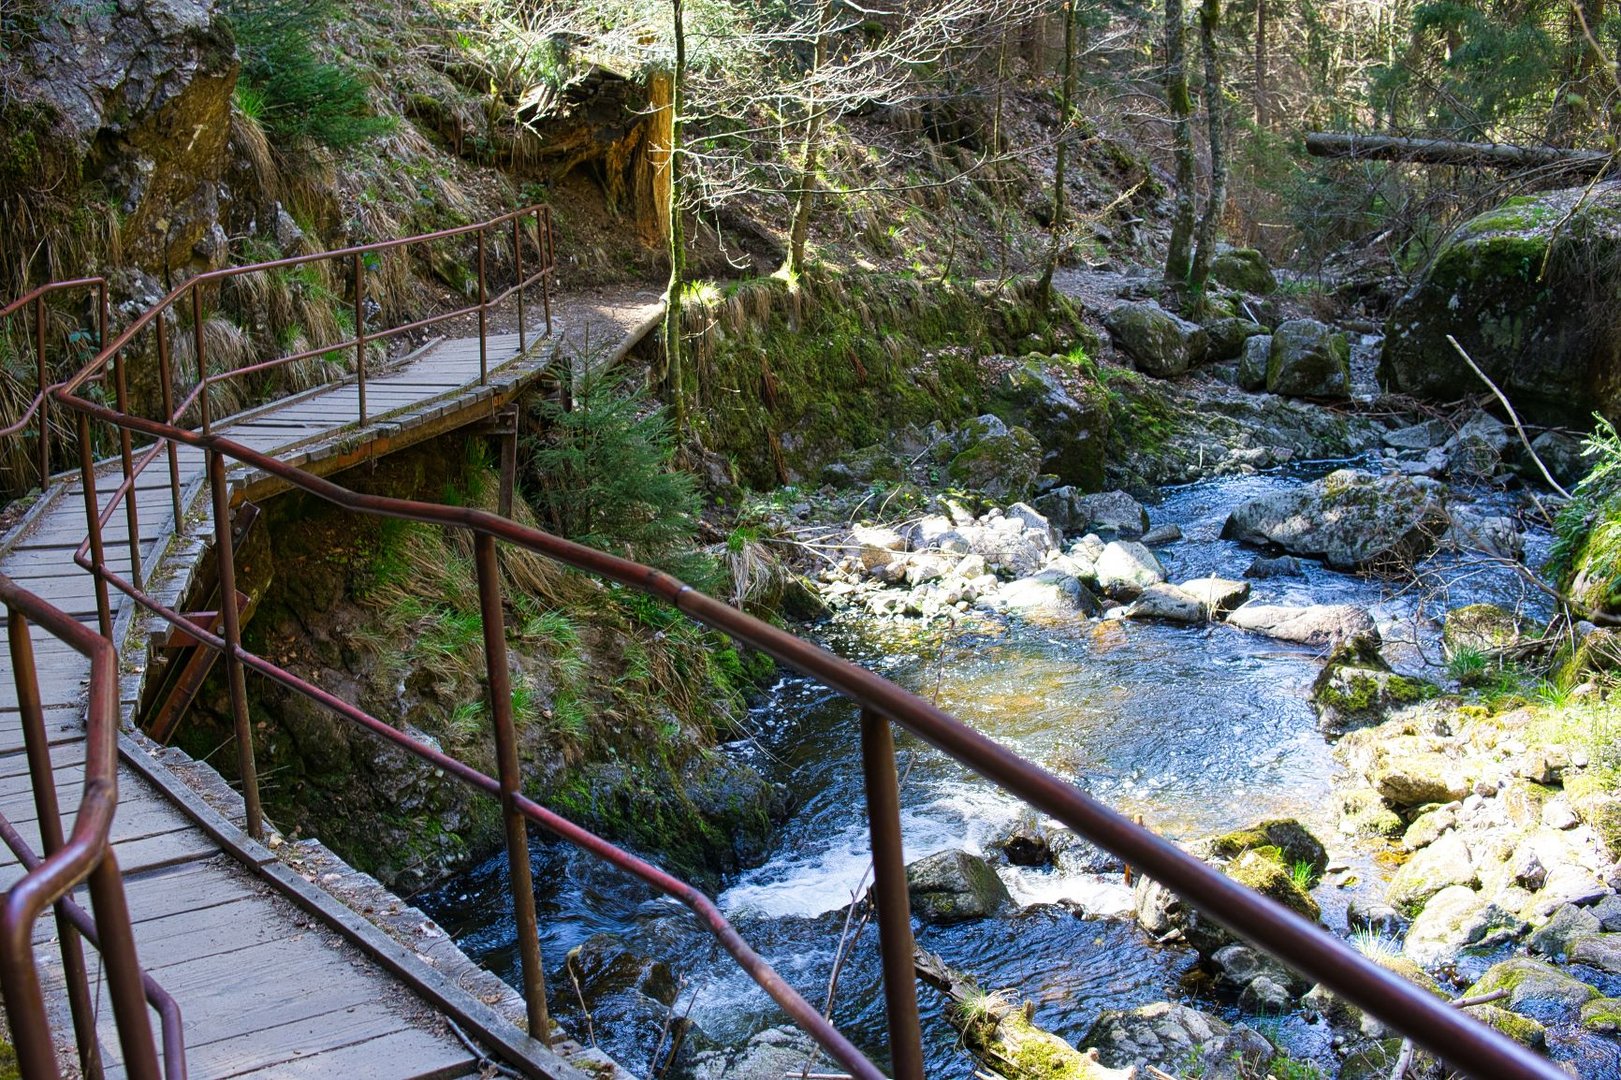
[0,332,578,1079]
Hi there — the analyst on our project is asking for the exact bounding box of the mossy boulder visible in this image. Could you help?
[1312,640,1436,734]
[1386,831,1478,914]
[1463,1003,1547,1049]
[1204,317,1268,362]
[1222,468,1450,570]
[1200,818,1328,875]
[988,358,1111,490]
[1581,996,1621,1032]
[1338,787,1404,838]
[1465,956,1600,1023]
[905,849,1013,922]
[948,418,1043,501]
[1267,319,1351,398]
[1566,771,1621,861]
[1105,300,1208,377]
[1380,186,1621,426]
[1443,602,1521,655]
[1210,248,1278,294]
[1237,333,1271,391]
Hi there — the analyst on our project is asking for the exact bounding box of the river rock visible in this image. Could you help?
[1242,554,1303,578]
[1311,641,1434,735]
[948,417,1042,501]
[904,850,1012,922]
[1094,541,1165,598]
[688,1026,821,1080]
[1402,804,1456,851]
[1383,420,1449,450]
[1529,429,1588,489]
[1339,788,1403,838]
[1403,885,1523,966]
[1226,603,1381,648]
[1569,932,1621,974]
[989,358,1111,489]
[1212,943,1306,998]
[1140,523,1182,546]
[1082,1002,1231,1073]
[1237,334,1271,391]
[1267,319,1350,398]
[1205,317,1268,361]
[1528,903,1602,958]
[1379,185,1621,427]
[1126,583,1204,623]
[1105,301,1208,377]
[1177,577,1250,617]
[1347,897,1408,937]
[1222,469,1449,570]
[1441,505,1525,561]
[1466,956,1600,1023]
[995,571,1098,618]
[1373,756,1470,809]
[561,934,685,1058]
[1210,248,1278,294]
[1387,831,1477,914]
[1074,491,1151,538]
[1443,602,1520,655]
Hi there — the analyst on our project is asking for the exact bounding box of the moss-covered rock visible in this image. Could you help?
[1104,300,1208,377]
[1380,186,1621,425]
[1237,333,1271,391]
[987,357,1111,490]
[1312,640,1436,734]
[905,849,1013,922]
[1581,996,1621,1032]
[1443,602,1521,655]
[1463,1003,1548,1048]
[1465,956,1601,1022]
[1339,787,1404,837]
[1203,317,1268,361]
[948,421,1043,501]
[1267,319,1351,398]
[1222,468,1449,570]
[1386,831,1478,914]
[1202,818,1329,875]
[1210,248,1278,294]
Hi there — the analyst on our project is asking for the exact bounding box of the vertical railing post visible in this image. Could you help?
[498,408,517,519]
[859,707,925,1080]
[110,345,141,588]
[539,208,552,338]
[353,252,368,426]
[86,852,162,1080]
[9,609,104,1079]
[193,286,210,435]
[513,215,526,354]
[473,532,550,1044]
[156,313,183,525]
[75,412,113,639]
[477,228,489,385]
[209,450,263,839]
[34,295,49,490]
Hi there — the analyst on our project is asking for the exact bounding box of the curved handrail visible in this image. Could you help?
[0,574,179,1080]
[50,385,1570,1080]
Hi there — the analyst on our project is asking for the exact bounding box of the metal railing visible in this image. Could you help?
[0,277,109,491]
[0,575,185,1080]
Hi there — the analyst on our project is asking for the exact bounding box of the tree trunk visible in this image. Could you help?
[660,0,688,429]
[783,0,833,279]
[1163,0,1196,288]
[1304,131,1613,172]
[1189,0,1227,304]
[1037,0,1076,300]
[1254,0,1267,127]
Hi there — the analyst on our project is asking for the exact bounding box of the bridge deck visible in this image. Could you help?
[0,332,578,1079]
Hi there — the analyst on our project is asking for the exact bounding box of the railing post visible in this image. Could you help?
[86,852,163,1080]
[193,286,210,435]
[155,314,183,525]
[354,252,368,426]
[75,412,113,639]
[473,532,551,1044]
[859,707,925,1080]
[209,449,263,839]
[111,345,142,588]
[498,408,517,519]
[34,295,49,490]
[539,208,552,338]
[9,608,105,1079]
[513,215,526,354]
[477,228,489,385]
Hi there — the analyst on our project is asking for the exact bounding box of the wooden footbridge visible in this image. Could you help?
[0,207,1565,1080]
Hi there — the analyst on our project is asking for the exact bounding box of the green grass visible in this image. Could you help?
[1447,645,1489,685]
[1290,859,1318,891]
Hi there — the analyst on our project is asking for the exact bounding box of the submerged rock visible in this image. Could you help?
[1222,469,1449,570]
[905,850,1013,922]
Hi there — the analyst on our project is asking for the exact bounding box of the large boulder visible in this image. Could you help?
[1237,334,1271,391]
[904,850,1013,922]
[1105,301,1208,377]
[1094,541,1166,598]
[1380,185,1621,427]
[1221,469,1449,570]
[1466,957,1601,1023]
[989,358,1111,490]
[1267,320,1350,398]
[1210,248,1278,294]
[948,417,1043,501]
[1204,318,1268,362]
[1386,831,1477,914]
[1311,641,1434,734]
[1082,1002,1231,1073]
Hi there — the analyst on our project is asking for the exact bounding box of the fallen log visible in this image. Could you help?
[913,947,1137,1080]
[1304,132,1614,174]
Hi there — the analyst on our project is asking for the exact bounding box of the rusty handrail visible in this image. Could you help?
[0,574,179,1080]
[49,384,1570,1080]
[0,276,107,490]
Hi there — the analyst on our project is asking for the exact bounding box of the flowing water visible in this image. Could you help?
[421,461,1559,1076]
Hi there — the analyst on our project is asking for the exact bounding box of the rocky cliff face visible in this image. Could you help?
[1,0,237,284]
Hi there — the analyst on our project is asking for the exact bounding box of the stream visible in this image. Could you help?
[420,460,1554,1077]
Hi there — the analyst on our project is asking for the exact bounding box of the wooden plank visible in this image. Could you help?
[227,1022,473,1080]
